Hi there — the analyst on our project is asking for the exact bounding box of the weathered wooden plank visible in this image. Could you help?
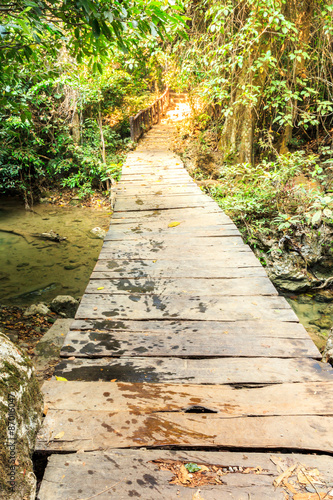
[76,294,297,322]
[99,243,257,261]
[114,199,217,212]
[120,170,192,177]
[84,277,277,296]
[107,219,237,229]
[36,410,333,452]
[103,233,245,245]
[110,216,228,227]
[109,215,233,226]
[112,207,224,219]
[92,259,267,277]
[54,357,332,384]
[117,181,196,189]
[37,450,333,500]
[68,318,312,338]
[61,329,319,358]
[41,381,333,415]
[116,190,203,198]
[109,210,232,223]
[102,236,247,248]
[100,244,249,259]
[116,185,201,192]
[107,223,237,235]
[105,227,242,240]
[119,174,193,182]
[115,192,207,201]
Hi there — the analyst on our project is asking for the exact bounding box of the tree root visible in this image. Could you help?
[314,276,333,290]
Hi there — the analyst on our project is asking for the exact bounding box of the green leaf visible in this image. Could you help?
[92,19,101,39]
[185,463,201,473]
[312,210,322,225]
[104,11,114,23]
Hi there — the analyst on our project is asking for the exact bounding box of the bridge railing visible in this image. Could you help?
[129,88,169,142]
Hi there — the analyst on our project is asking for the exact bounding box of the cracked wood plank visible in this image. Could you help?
[37,449,333,500]
[84,277,278,296]
[60,329,319,358]
[37,412,333,453]
[92,259,267,277]
[76,294,298,322]
[53,357,332,384]
[68,318,314,338]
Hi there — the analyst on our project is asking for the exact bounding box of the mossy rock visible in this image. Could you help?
[0,333,43,499]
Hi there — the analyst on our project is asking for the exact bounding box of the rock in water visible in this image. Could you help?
[0,332,43,499]
[323,327,333,366]
[23,303,50,317]
[50,295,79,317]
[90,227,106,239]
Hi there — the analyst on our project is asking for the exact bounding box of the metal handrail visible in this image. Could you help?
[129,88,170,142]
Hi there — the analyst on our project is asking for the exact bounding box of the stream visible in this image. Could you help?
[286,293,331,351]
[0,197,110,306]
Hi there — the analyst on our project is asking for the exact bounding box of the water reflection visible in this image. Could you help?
[0,198,110,305]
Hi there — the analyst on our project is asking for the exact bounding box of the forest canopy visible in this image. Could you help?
[1,0,333,216]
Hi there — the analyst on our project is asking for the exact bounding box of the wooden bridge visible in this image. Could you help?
[37,99,333,499]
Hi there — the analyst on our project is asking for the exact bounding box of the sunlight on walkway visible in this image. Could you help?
[164,100,191,123]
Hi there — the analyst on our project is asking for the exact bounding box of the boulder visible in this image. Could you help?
[268,264,315,293]
[23,303,50,317]
[0,332,43,499]
[50,295,79,318]
[314,290,333,303]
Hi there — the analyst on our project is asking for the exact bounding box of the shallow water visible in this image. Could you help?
[0,198,110,306]
[286,293,332,351]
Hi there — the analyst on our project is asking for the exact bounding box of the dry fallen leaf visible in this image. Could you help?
[298,468,323,485]
[179,465,191,484]
[54,431,65,440]
[284,482,297,494]
[293,493,333,500]
[274,464,298,487]
[199,465,210,472]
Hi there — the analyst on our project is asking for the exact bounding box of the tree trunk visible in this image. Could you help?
[219,98,254,164]
[279,0,314,153]
[71,110,80,144]
[219,56,256,164]
[98,104,106,164]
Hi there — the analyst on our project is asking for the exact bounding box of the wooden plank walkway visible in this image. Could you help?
[37,113,333,499]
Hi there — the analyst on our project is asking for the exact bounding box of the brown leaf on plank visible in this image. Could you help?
[293,493,333,500]
[284,482,297,494]
[274,463,298,487]
[298,468,323,485]
[178,464,191,485]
